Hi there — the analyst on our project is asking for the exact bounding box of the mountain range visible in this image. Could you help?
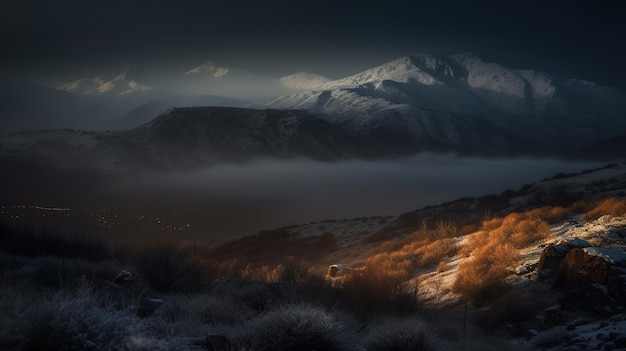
[1,53,625,168]
[263,53,626,147]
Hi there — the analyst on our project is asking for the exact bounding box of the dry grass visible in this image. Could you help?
[453,241,516,306]
[525,205,572,223]
[582,197,626,220]
[413,238,458,268]
[454,209,554,305]
[436,261,449,273]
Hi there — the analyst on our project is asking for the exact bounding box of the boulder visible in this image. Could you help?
[536,244,570,280]
[554,248,626,315]
[555,248,612,286]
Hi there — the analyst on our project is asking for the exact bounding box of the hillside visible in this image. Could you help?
[205,162,626,350]
[2,163,626,350]
[0,107,392,171]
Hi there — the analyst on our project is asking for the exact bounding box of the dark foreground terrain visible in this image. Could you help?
[1,163,626,350]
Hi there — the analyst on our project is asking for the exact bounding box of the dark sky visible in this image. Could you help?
[2,0,625,88]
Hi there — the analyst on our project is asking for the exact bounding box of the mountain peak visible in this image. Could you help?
[323,55,442,89]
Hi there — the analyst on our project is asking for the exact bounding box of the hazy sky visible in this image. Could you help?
[2,0,625,88]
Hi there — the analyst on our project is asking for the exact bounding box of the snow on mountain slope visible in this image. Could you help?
[264,53,626,147]
[274,53,566,116]
[323,56,445,88]
[279,72,330,90]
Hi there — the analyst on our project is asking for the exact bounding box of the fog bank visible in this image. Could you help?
[0,153,605,244]
[113,153,602,240]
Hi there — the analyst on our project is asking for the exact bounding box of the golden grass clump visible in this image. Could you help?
[525,206,572,224]
[582,197,626,221]
[453,209,553,305]
[413,238,458,268]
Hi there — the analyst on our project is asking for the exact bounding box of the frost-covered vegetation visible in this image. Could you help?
[0,225,451,350]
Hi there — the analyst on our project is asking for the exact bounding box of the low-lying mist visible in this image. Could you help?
[0,153,604,245]
[112,153,602,240]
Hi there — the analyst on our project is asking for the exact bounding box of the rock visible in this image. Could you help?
[537,244,570,280]
[514,262,538,275]
[562,238,592,249]
[554,248,626,316]
[555,248,612,287]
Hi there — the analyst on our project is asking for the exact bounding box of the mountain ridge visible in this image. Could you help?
[263,53,626,148]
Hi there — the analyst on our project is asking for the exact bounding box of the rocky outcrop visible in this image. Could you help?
[555,248,613,286]
[552,248,626,315]
[535,239,626,316]
[536,239,592,280]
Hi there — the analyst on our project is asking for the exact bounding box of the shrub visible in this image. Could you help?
[525,206,571,224]
[211,278,293,312]
[582,197,626,221]
[199,295,256,326]
[24,283,137,351]
[133,245,205,293]
[436,261,449,273]
[235,304,352,351]
[414,238,458,268]
[269,256,310,284]
[207,258,254,280]
[340,258,418,315]
[454,208,555,306]
[365,318,445,351]
[508,218,551,247]
[453,244,515,306]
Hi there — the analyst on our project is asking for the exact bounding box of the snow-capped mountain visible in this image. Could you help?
[279,72,330,90]
[4,54,625,164]
[264,53,626,147]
